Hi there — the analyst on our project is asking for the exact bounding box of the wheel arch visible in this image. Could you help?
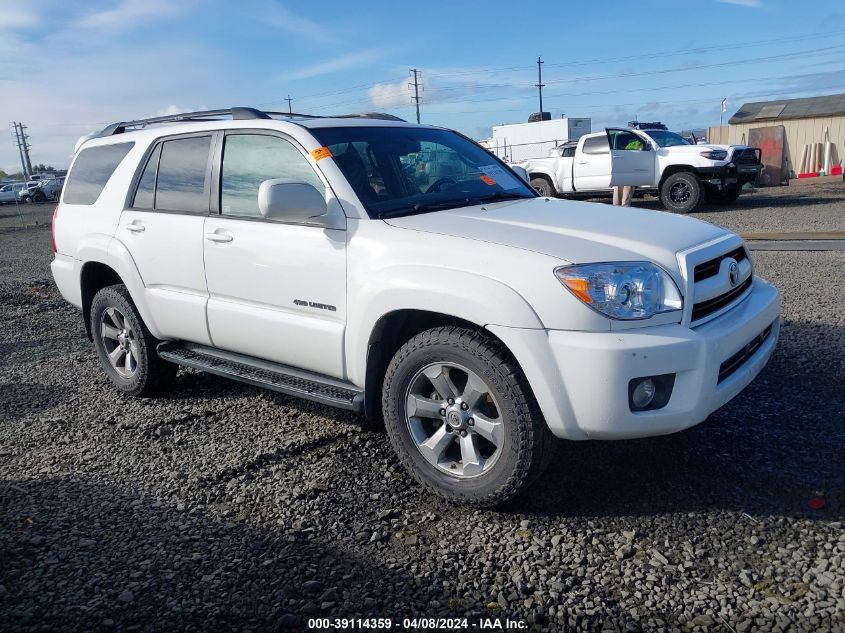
[658,164,696,190]
[362,310,530,423]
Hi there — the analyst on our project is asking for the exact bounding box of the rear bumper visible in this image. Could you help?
[50,254,82,309]
[491,278,780,441]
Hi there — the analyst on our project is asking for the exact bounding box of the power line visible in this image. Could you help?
[284,95,293,113]
[409,69,422,124]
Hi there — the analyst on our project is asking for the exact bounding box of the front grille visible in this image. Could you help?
[691,275,752,321]
[732,147,760,165]
[718,324,773,383]
[694,246,748,282]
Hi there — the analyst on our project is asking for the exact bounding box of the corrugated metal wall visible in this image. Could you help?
[708,116,845,176]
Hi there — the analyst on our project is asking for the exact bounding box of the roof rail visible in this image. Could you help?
[94,107,407,138]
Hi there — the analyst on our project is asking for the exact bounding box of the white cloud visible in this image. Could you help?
[0,3,38,30]
[276,50,387,82]
[257,1,333,43]
[72,0,186,31]
[368,80,412,108]
[155,105,210,117]
[717,0,765,7]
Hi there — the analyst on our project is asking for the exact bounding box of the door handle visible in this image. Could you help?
[205,232,233,243]
[577,161,588,165]
[125,223,145,233]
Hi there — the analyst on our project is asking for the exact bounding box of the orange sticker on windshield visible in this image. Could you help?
[480,174,496,186]
[310,146,333,161]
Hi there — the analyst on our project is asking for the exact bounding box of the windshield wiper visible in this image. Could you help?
[377,199,471,219]
[469,191,533,206]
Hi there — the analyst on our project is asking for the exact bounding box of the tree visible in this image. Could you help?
[0,169,8,180]
[32,163,56,173]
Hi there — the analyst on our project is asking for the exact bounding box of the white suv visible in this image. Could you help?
[51,107,780,505]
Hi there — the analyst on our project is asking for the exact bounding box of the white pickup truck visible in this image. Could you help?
[51,108,779,506]
[521,128,762,213]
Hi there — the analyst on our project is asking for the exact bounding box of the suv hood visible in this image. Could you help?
[384,197,728,276]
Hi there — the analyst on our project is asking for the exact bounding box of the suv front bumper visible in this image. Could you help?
[490,278,780,440]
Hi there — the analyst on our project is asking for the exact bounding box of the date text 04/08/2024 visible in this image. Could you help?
[306,617,528,630]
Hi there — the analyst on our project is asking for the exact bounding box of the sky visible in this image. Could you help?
[1,0,844,173]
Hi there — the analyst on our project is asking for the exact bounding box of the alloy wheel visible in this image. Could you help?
[405,362,504,478]
[100,307,139,379]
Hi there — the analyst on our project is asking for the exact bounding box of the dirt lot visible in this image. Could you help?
[1,185,843,632]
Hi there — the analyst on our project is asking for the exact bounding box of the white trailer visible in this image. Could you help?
[488,117,591,162]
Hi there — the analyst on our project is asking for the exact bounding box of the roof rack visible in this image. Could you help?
[95,107,406,137]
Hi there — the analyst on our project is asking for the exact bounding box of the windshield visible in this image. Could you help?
[310,126,536,218]
[645,131,690,148]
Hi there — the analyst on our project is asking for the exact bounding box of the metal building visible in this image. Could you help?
[708,92,845,181]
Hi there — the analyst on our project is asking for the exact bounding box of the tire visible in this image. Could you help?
[20,196,30,204]
[382,326,555,506]
[530,176,556,197]
[33,191,47,203]
[90,284,176,396]
[705,184,741,206]
[660,171,702,213]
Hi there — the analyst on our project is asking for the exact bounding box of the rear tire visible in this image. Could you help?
[530,176,556,197]
[382,326,555,506]
[660,171,702,213]
[90,284,176,397]
[32,191,47,203]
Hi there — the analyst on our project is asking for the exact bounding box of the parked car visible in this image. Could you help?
[50,107,780,506]
[520,128,762,213]
[20,177,64,203]
[0,182,28,204]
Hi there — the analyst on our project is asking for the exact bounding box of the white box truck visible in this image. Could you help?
[487,117,591,162]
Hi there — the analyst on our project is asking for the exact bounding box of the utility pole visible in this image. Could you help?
[11,123,31,178]
[409,68,422,124]
[535,56,545,115]
[285,95,293,114]
[720,97,727,127]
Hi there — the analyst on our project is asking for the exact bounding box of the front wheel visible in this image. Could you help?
[530,176,556,197]
[382,326,554,506]
[90,284,176,396]
[660,171,702,213]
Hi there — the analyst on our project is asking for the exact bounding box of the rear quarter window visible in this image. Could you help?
[63,142,134,205]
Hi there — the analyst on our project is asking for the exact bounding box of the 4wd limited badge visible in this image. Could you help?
[294,299,337,312]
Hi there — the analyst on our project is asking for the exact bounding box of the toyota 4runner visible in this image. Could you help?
[51,107,780,505]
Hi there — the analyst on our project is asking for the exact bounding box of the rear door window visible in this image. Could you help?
[582,136,609,155]
[63,142,134,205]
[154,136,212,213]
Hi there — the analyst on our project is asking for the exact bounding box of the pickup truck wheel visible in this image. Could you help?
[660,172,702,213]
[530,176,555,197]
[705,184,742,205]
[382,326,554,506]
[90,284,176,397]
[32,191,47,203]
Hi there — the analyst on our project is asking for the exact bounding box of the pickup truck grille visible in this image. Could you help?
[732,147,760,165]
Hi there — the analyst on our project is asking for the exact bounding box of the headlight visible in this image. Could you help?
[700,150,728,160]
[555,262,683,320]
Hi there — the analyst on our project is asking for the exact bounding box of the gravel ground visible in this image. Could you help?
[2,209,844,631]
[588,175,844,235]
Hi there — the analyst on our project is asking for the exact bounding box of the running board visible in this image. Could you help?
[157,342,364,412]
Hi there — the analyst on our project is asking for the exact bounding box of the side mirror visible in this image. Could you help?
[510,165,530,183]
[642,142,653,151]
[258,179,328,225]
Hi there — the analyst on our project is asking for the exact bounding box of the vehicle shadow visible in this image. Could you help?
[0,478,421,631]
[512,319,844,521]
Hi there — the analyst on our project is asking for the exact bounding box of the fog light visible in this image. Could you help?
[631,378,655,409]
[628,374,676,412]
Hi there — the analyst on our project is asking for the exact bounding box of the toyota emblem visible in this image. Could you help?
[728,260,740,287]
